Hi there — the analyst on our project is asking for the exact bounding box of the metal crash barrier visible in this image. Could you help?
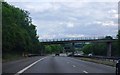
[116,59,120,75]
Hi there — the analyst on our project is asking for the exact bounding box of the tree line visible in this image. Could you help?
[118,30,120,55]
[2,2,42,57]
[2,2,120,58]
[45,44,63,54]
[82,35,120,56]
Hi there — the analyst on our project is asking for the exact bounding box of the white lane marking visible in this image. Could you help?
[72,65,76,67]
[83,70,88,73]
[14,57,47,75]
[67,62,70,64]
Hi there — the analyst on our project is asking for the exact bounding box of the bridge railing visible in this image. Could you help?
[40,36,118,42]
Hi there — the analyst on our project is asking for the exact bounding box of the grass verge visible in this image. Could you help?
[2,53,24,63]
[74,57,116,67]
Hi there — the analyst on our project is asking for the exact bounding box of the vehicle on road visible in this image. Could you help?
[88,53,93,56]
[67,53,73,56]
[74,53,81,56]
[55,53,60,56]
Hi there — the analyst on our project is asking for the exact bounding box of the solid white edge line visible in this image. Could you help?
[83,70,88,73]
[14,57,47,75]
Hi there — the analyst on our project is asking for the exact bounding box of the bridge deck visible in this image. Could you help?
[40,39,117,44]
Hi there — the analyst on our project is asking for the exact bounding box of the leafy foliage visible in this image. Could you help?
[45,45,63,54]
[2,2,41,55]
[82,43,107,56]
[118,30,120,44]
[82,36,119,56]
[118,30,120,55]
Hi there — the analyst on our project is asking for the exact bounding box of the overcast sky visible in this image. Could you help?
[5,0,119,39]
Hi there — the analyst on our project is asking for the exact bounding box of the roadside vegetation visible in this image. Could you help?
[2,53,23,63]
[45,44,63,54]
[2,2,120,62]
[118,30,120,55]
[2,2,43,61]
[74,57,116,67]
[81,36,119,56]
[74,33,120,67]
[2,2,63,62]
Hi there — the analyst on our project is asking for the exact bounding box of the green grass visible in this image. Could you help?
[2,53,24,63]
[74,57,116,67]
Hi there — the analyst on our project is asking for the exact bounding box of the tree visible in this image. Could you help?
[105,36,113,39]
[82,44,93,54]
[45,45,52,54]
[118,30,120,55]
[2,2,41,56]
[82,36,119,56]
[45,44,63,54]
[118,30,120,46]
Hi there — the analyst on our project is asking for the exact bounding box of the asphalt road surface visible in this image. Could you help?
[2,55,115,75]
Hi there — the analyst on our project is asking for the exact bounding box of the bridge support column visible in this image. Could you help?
[72,43,75,56]
[107,42,112,57]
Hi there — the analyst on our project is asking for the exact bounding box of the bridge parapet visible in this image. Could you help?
[40,36,118,43]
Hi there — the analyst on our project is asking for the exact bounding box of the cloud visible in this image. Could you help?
[111,14,118,19]
[6,1,118,39]
[108,9,117,14]
[102,21,118,26]
[25,3,53,13]
[39,33,85,39]
[5,0,119,2]
[66,22,74,28]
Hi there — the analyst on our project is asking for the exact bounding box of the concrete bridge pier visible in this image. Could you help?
[107,42,112,57]
[72,43,75,56]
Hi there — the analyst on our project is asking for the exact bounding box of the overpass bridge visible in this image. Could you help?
[40,37,117,44]
[40,36,118,57]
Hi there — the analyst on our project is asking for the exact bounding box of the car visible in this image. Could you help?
[67,53,73,57]
[55,53,60,56]
[74,53,81,56]
[88,53,93,56]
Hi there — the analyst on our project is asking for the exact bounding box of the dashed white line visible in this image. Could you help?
[83,70,88,73]
[14,57,47,75]
[67,62,70,64]
[72,65,76,67]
